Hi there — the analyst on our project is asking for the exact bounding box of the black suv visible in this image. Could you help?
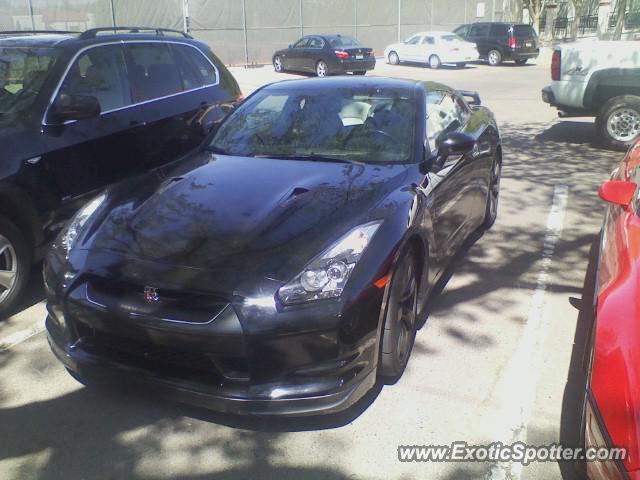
[0,28,242,316]
[454,22,539,66]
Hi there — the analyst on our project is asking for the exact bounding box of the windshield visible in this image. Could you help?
[210,86,417,164]
[0,46,60,116]
[329,36,361,48]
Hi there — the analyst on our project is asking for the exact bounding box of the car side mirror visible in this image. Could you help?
[431,131,476,170]
[49,93,101,123]
[288,44,293,49]
[599,180,637,208]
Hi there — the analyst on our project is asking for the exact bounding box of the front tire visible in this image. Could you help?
[388,51,400,65]
[379,246,420,382]
[316,60,328,77]
[0,216,31,318]
[273,55,284,73]
[483,155,502,229]
[596,95,640,151]
[487,49,502,66]
[428,55,442,69]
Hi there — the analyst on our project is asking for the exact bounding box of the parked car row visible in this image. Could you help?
[272,22,539,76]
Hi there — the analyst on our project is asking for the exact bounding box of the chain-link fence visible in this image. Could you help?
[0,0,519,64]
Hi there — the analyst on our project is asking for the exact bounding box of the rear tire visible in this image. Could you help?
[388,51,400,65]
[428,55,442,69]
[0,216,31,319]
[379,246,420,383]
[488,49,502,66]
[596,95,640,151]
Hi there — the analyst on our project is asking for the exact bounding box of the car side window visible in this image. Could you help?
[308,37,324,49]
[426,91,464,153]
[423,36,435,45]
[58,44,131,113]
[178,45,218,87]
[454,25,469,37]
[126,43,184,103]
[293,38,310,49]
[469,24,490,37]
[490,24,509,37]
[406,36,422,45]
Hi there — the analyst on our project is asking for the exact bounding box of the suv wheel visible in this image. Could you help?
[0,216,31,318]
[488,49,502,66]
[388,51,400,65]
[597,95,640,151]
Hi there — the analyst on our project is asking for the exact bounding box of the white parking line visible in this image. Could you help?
[0,322,46,352]
[487,185,569,480]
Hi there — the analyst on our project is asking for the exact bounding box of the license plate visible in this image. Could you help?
[355,54,364,59]
[526,42,533,47]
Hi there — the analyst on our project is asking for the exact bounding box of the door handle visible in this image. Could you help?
[129,120,146,128]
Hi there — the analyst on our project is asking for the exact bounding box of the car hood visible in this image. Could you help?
[82,151,407,293]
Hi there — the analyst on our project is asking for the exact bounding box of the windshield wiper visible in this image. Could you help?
[254,153,365,166]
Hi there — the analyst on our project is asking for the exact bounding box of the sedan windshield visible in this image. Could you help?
[0,47,60,116]
[211,86,416,164]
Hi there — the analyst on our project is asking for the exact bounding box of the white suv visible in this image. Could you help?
[542,41,640,150]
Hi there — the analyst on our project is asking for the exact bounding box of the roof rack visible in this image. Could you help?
[79,27,192,40]
[0,30,79,36]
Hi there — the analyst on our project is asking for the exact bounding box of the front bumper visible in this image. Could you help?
[43,252,385,416]
[47,320,377,416]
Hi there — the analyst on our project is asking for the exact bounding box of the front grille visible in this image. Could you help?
[86,276,228,324]
[77,323,249,384]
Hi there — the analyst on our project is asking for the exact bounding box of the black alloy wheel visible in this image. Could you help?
[379,247,419,382]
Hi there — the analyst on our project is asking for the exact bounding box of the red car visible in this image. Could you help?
[589,141,640,479]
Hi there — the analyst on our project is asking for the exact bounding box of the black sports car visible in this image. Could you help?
[45,77,502,416]
[273,34,375,77]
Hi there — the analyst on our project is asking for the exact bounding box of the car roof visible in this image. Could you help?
[263,76,455,94]
[0,30,200,49]
[413,31,458,37]
[0,33,76,47]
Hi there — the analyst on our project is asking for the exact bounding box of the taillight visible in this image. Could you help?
[334,50,349,59]
[508,37,518,49]
[551,50,561,81]
[367,51,374,57]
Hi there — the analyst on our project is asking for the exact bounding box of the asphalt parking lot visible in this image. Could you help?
[0,52,624,480]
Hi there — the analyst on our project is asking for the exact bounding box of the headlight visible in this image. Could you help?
[58,193,106,258]
[277,221,381,305]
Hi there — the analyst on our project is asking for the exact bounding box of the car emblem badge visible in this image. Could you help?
[143,286,160,304]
